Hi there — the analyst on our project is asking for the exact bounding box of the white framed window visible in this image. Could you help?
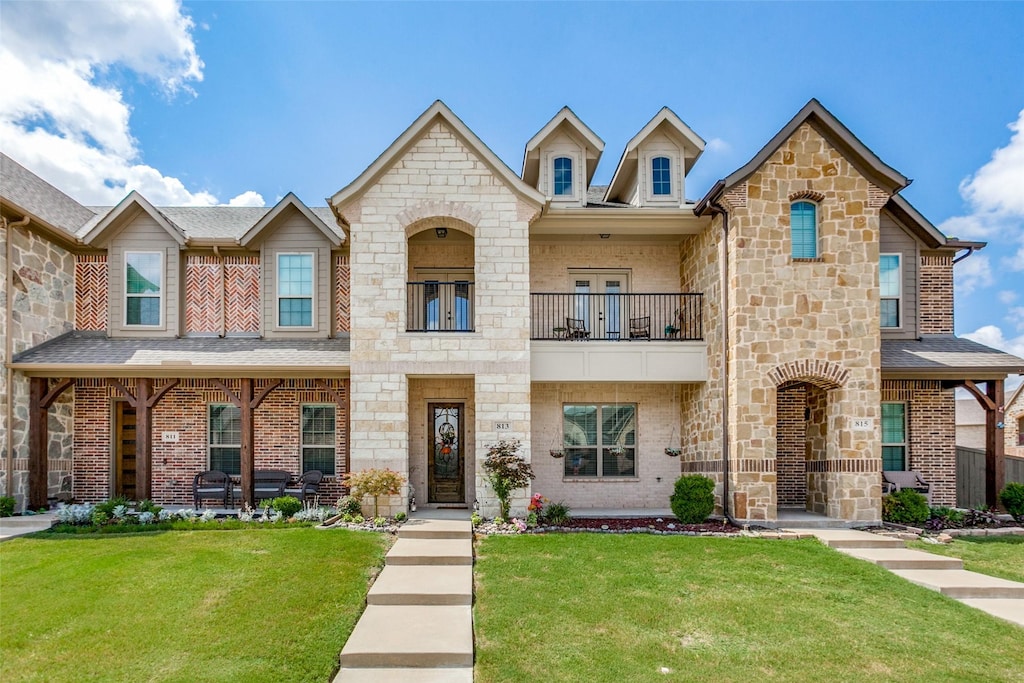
[562,403,637,478]
[124,251,163,326]
[881,402,907,471]
[880,254,902,328]
[208,403,241,476]
[301,404,336,475]
[277,252,314,328]
[651,156,671,195]
[553,156,573,196]
[791,201,818,259]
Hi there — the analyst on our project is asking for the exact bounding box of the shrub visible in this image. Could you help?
[373,516,387,527]
[0,496,15,517]
[343,469,406,518]
[337,495,363,516]
[882,489,929,525]
[542,501,571,526]
[93,496,131,518]
[470,512,483,527]
[482,440,535,520]
[670,475,715,524]
[1000,482,1024,522]
[271,496,303,518]
[394,512,407,522]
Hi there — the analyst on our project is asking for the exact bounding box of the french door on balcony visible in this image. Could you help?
[571,271,629,340]
[417,269,473,332]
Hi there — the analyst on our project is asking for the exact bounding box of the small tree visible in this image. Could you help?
[1000,482,1024,522]
[343,468,406,518]
[482,440,535,520]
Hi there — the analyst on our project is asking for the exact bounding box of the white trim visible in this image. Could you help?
[208,403,242,476]
[276,251,316,330]
[123,250,164,329]
[880,252,903,330]
[300,403,337,475]
[790,200,819,259]
[881,401,908,471]
[561,402,639,479]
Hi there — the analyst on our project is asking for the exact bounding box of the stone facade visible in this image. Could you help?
[720,123,885,522]
[1007,390,1024,460]
[339,119,535,517]
[1,222,76,508]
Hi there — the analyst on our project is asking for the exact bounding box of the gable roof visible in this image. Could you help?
[1,152,93,245]
[330,100,546,215]
[239,192,343,247]
[81,190,187,246]
[604,107,705,204]
[1007,381,1024,414]
[522,106,605,188]
[696,99,910,215]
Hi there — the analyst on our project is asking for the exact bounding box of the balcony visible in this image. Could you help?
[407,281,475,332]
[530,292,706,382]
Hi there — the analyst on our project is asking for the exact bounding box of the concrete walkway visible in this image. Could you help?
[0,513,56,541]
[789,528,1024,628]
[334,518,474,682]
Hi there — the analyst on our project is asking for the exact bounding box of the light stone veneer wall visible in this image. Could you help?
[530,240,682,293]
[1,223,76,508]
[531,382,681,509]
[1007,392,1024,460]
[721,122,886,522]
[338,120,536,517]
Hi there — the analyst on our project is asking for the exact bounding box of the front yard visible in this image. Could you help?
[474,534,1024,683]
[0,528,387,683]
[909,534,1024,584]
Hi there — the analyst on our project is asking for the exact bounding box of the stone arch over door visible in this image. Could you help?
[404,212,478,333]
[771,360,848,515]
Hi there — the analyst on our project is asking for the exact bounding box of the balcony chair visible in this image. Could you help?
[629,316,651,340]
[284,470,324,503]
[881,470,932,504]
[193,470,230,508]
[565,317,591,340]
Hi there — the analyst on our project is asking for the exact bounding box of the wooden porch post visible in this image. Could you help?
[986,379,1006,508]
[212,379,281,508]
[108,378,179,501]
[27,377,74,509]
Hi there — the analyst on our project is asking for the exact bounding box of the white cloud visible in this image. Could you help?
[0,0,264,207]
[227,191,267,207]
[705,137,730,154]
[964,324,1024,359]
[999,290,1018,305]
[953,253,993,296]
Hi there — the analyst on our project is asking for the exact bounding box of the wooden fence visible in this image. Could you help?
[956,447,1024,508]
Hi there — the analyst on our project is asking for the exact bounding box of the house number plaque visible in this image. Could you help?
[851,419,872,430]
[161,431,180,443]
[494,422,511,431]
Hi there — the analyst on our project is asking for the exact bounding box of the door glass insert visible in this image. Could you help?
[428,403,465,503]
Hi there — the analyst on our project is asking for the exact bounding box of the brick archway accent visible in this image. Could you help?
[768,359,849,390]
[788,189,825,203]
[400,200,481,239]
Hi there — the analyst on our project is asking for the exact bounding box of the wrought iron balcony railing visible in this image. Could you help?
[407,281,475,332]
[530,292,702,341]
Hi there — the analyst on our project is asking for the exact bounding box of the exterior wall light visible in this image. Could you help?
[599,233,610,239]
[435,227,448,238]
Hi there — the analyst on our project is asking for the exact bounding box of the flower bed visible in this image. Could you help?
[476,516,739,536]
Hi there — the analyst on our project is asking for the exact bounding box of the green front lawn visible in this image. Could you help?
[909,535,1024,584]
[474,535,1024,683]
[1,528,387,683]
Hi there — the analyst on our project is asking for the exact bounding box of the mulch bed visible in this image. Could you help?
[543,517,740,534]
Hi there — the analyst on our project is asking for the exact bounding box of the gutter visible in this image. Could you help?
[4,214,32,497]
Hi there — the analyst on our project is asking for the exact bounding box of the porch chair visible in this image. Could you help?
[881,470,933,504]
[231,470,291,506]
[629,316,651,340]
[193,470,230,508]
[565,317,591,340]
[284,470,324,503]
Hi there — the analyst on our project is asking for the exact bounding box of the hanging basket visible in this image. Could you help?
[549,449,565,459]
[664,447,682,457]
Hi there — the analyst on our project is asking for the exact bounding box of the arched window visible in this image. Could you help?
[652,156,671,195]
[553,157,573,196]
[791,201,817,258]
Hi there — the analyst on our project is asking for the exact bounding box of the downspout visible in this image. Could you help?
[711,202,737,526]
[213,245,226,337]
[4,214,32,496]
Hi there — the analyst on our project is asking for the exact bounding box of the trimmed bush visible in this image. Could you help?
[0,496,15,517]
[670,475,715,524]
[1000,482,1024,522]
[337,495,363,516]
[271,496,303,518]
[882,488,929,525]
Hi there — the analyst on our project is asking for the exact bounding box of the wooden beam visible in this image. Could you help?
[239,378,254,509]
[963,380,996,411]
[252,379,282,409]
[28,378,75,509]
[146,379,179,408]
[108,378,139,407]
[135,378,153,501]
[986,379,1006,508]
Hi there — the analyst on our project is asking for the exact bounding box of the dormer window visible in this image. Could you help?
[125,251,163,326]
[277,252,314,327]
[652,156,671,195]
[553,156,573,196]
[790,201,818,258]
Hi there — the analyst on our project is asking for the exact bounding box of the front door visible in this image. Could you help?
[428,402,465,504]
[114,402,137,499]
[572,272,628,339]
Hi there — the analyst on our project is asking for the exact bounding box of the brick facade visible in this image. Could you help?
[919,253,954,335]
[882,379,956,506]
[72,378,349,505]
[75,254,108,331]
[224,255,260,334]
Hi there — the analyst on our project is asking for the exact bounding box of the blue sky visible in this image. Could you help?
[2,0,1023,375]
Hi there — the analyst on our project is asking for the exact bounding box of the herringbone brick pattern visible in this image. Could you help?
[185,255,221,333]
[336,254,350,333]
[75,254,107,331]
[225,255,260,333]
